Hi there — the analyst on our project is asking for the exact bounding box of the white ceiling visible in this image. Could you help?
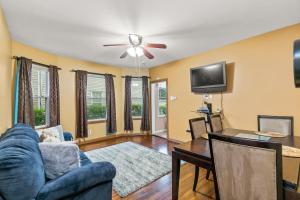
[1,0,300,68]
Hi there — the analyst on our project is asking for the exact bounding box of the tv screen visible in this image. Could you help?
[190,62,226,93]
[294,39,300,87]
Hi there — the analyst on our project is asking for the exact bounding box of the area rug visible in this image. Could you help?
[85,142,172,197]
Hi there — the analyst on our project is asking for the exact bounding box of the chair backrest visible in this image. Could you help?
[208,134,283,200]
[258,115,294,136]
[189,117,207,140]
[209,114,223,132]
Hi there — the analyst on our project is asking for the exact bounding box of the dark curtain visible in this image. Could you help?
[49,66,60,126]
[75,70,88,138]
[124,76,133,131]
[105,74,117,134]
[140,76,150,131]
[17,57,35,127]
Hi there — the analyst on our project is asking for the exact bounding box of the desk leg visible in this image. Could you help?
[172,151,181,200]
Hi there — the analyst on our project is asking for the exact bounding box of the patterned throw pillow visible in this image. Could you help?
[39,131,61,142]
[37,125,65,142]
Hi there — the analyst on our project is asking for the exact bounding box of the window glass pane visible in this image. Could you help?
[131,79,143,117]
[31,64,49,127]
[159,101,166,116]
[159,88,166,100]
[87,74,106,120]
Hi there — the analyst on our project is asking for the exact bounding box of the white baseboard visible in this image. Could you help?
[153,129,167,134]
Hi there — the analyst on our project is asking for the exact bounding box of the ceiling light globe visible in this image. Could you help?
[127,47,144,57]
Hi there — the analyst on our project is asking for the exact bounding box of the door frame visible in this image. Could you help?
[150,79,169,139]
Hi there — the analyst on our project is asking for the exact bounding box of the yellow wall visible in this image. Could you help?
[11,41,149,140]
[150,23,300,142]
[0,8,12,133]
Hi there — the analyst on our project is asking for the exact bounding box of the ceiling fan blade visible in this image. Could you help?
[103,44,128,47]
[143,48,154,59]
[146,43,167,49]
[120,51,128,59]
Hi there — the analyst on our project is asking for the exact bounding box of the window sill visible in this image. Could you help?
[158,115,166,118]
[88,119,106,124]
[35,125,49,130]
[133,117,142,120]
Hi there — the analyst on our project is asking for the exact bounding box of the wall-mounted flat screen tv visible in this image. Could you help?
[294,39,300,87]
[190,61,227,93]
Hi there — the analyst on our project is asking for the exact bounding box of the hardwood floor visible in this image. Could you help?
[80,135,215,200]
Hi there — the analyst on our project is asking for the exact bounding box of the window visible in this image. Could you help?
[31,64,49,127]
[131,78,143,117]
[158,86,166,116]
[86,74,106,120]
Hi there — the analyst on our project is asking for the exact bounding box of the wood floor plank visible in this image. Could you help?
[80,135,215,200]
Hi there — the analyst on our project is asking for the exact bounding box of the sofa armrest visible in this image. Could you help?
[63,132,73,141]
[37,162,116,200]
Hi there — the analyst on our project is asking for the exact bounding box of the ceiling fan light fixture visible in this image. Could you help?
[129,34,142,46]
[127,46,144,57]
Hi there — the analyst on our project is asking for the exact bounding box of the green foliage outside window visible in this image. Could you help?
[132,103,142,117]
[34,108,46,126]
[87,103,106,120]
[159,88,166,99]
[159,105,167,116]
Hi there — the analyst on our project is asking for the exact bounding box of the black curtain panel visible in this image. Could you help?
[49,66,60,126]
[140,76,150,131]
[105,74,117,134]
[75,70,88,138]
[17,57,35,127]
[124,76,133,131]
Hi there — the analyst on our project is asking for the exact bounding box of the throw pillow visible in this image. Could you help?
[39,142,81,179]
[37,125,65,142]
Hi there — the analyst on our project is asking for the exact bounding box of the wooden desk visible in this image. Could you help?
[172,128,300,200]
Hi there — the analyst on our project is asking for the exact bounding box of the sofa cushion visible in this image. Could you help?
[80,151,92,166]
[0,138,45,200]
[37,162,116,200]
[0,123,39,142]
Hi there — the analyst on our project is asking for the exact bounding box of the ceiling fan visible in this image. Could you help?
[103,34,167,59]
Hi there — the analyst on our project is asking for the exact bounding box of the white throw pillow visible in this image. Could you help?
[39,142,81,179]
[55,125,65,141]
[37,125,65,142]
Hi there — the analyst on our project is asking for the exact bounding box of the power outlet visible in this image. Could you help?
[203,94,213,101]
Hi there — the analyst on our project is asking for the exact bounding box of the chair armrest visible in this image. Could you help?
[63,132,73,141]
[37,162,116,200]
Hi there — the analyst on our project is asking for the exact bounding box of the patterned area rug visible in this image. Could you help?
[85,142,172,197]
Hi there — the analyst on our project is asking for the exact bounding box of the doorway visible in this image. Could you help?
[151,80,168,139]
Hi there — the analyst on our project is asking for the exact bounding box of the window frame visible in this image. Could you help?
[157,87,167,117]
[131,78,143,119]
[31,64,50,129]
[86,74,107,122]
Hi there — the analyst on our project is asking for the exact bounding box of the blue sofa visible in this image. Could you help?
[0,124,116,200]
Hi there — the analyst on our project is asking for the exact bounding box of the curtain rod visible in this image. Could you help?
[121,76,151,79]
[71,70,116,77]
[12,56,62,70]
